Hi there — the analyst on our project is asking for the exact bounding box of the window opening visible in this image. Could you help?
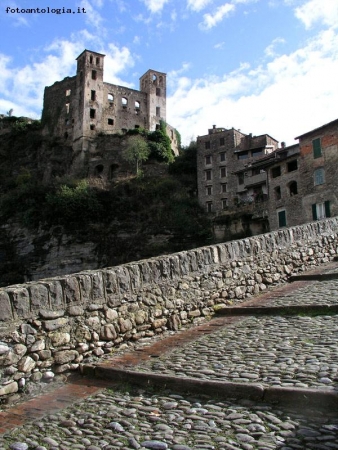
[222,198,228,209]
[90,108,96,119]
[205,141,210,150]
[313,138,322,158]
[220,152,226,162]
[91,90,96,101]
[205,170,212,181]
[312,201,330,220]
[221,183,227,193]
[96,57,100,65]
[90,124,95,130]
[251,149,263,158]
[65,103,70,114]
[95,165,104,176]
[206,186,212,196]
[66,89,71,96]
[278,210,287,227]
[108,118,114,125]
[220,137,225,146]
[91,70,97,80]
[109,164,119,179]
[274,186,281,200]
[271,166,281,178]
[108,93,114,102]
[205,155,212,165]
[314,167,325,185]
[135,101,140,109]
[156,107,161,117]
[237,151,249,160]
[289,181,298,196]
[287,160,298,172]
[156,88,161,96]
[122,97,128,107]
[238,173,244,185]
[89,55,93,64]
[206,202,212,213]
[220,167,227,178]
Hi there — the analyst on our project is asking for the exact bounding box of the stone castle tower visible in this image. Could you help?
[41,49,177,166]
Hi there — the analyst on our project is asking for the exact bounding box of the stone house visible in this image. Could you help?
[296,118,338,223]
[197,125,278,214]
[197,118,338,238]
[197,125,278,238]
[41,49,179,173]
[266,143,301,230]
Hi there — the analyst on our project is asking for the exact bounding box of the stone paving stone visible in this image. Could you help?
[0,388,338,450]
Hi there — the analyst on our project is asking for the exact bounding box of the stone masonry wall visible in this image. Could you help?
[1,218,338,398]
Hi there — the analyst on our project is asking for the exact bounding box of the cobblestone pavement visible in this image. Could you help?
[1,269,338,449]
[266,279,338,306]
[134,315,338,391]
[1,388,338,450]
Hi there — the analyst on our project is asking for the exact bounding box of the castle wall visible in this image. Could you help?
[41,76,77,141]
[1,217,338,397]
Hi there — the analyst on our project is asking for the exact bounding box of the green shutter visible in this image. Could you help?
[325,201,331,218]
[312,138,322,158]
[312,204,317,220]
[278,210,286,227]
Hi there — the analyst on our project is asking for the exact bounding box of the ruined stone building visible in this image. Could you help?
[41,49,179,174]
[197,118,338,238]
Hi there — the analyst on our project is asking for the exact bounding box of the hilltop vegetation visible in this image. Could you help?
[0,119,212,285]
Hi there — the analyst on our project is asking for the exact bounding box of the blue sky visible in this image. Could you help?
[1,0,338,146]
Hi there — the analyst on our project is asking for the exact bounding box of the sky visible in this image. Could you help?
[0,0,338,146]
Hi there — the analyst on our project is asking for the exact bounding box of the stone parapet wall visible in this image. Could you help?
[1,218,338,398]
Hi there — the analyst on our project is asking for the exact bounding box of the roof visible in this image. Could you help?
[76,49,106,60]
[295,118,338,140]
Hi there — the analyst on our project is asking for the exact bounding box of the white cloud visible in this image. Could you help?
[264,37,286,57]
[199,3,235,30]
[214,41,225,49]
[0,33,135,118]
[167,28,338,146]
[187,0,213,12]
[141,0,169,14]
[295,0,338,29]
[79,0,105,30]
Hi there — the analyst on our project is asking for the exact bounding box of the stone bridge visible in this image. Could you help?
[1,217,338,399]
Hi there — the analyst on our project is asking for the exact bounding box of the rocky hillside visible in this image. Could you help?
[0,119,212,286]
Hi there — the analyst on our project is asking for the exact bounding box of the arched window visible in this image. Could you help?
[135,101,140,109]
[122,97,128,107]
[108,93,114,102]
[95,165,104,177]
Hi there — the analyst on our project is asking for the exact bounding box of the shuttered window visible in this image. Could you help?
[278,210,287,227]
[312,138,322,158]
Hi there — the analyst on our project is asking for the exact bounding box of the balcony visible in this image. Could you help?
[244,171,266,187]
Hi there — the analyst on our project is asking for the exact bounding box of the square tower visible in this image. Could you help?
[75,50,106,140]
[139,70,166,130]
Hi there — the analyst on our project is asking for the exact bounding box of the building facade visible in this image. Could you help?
[41,50,179,159]
[197,125,278,214]
[197,119,338,238]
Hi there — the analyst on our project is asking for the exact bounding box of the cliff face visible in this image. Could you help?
[0,121,211,286]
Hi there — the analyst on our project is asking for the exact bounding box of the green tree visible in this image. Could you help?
[122,136,150,175]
